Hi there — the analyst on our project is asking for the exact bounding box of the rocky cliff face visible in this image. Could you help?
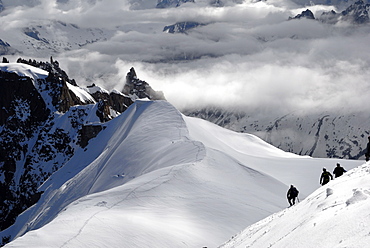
[0,59,157,236]
[335,0,370,24]
[123,67,166,101]
[0,70,50,232]
[289,9,315,20]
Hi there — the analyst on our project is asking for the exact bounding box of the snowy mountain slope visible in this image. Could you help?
[184,114,362,196]
[2,100,363,247]
[290,0,363,8]
[185,108,370,160]
[1,0,368,62]
[2,100,286,247]
[0,60,135,237]
[220,162,370,248]
[0,20,113,57]
[0,0,369,243]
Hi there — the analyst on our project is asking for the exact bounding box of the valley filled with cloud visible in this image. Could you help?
[1,0,370,116]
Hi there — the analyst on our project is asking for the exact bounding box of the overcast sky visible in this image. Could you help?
[1,0,370,116]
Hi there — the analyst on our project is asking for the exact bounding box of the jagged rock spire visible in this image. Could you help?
[123,67,166,101]
[289,9,315,20]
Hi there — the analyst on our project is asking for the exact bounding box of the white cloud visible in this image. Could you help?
[2,0,370,116]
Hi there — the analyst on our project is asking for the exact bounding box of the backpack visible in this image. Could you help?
[290,187,299,197]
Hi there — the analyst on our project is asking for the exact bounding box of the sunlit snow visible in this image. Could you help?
[220,163,370,248]
[0,63,48,82]
[2,99,364,248]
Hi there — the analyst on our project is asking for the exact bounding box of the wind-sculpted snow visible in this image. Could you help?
[2,100,363,247]
[220,162,370,248]
[2,100,208,242]
[0,60,167,238]
[0,63,48,82]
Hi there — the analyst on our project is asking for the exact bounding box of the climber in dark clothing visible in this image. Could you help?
[366,136,370,162]
[287,185,299,206]
[320,168,333,186]
[333,163,346,178]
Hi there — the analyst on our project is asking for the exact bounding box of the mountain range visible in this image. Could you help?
[0,58,163,238]
[291,0,370,24]
[0,0,369,160]
[1,0,370,246]
[183,106,370,159]
[1,0,370,57]
[0,60,366,247]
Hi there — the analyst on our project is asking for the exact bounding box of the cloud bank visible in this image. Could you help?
[1,0,369,116]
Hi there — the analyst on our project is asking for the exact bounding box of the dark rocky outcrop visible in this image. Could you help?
[78,125,104,148]
[338,0,370,23]
[123,67,166,101]
[319,10,338,24]
[109,91,134,113]
[163,21,206,34]
[289,9,315,20]
[0,39,19,56]
[288,1,370,24]
[210,0,224,7]
[0,71,49,127]
[16,57,88,113]
[0,58,166,235]
[0,71,50,231]
[156,0,194,8]
[87,84,134,116]
[320,0,370,24]
[96,100,113,123]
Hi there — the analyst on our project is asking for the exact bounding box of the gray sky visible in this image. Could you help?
[1,0,370,115]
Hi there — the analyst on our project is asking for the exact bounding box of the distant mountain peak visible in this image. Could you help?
[289,9,315,20]
[163,21,206,34]
[320,0,370,24]
[288,1,370,24]
[340,0,370,23]
[156,0,195,8]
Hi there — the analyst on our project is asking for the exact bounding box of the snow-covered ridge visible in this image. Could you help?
[2,100,363,247]
[0,59,137,238]
[0,63,48,82]
[67,82,96,104]
[83,84,110,95]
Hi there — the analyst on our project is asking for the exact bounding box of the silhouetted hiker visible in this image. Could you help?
[366,136,370,162]
[320,168,333,186]
[287,185,299,206]
[333,163,346,178]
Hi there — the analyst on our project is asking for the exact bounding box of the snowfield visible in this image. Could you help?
[220,162,370,248]
[2,99,364,248]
